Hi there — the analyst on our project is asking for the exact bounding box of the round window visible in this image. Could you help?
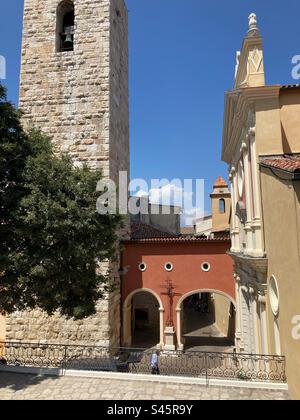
[165,263,173,272]
[201,262,211,272]
[138,263,147,272]
[269,275,280,317]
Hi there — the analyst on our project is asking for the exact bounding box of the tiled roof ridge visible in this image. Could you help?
[130,222,177,240]
[130,222,231,242]
[128,235,230,244]
[125,236,231,243]
[260,154,300,174]
[281,84,300,90]
[214,176,228,188]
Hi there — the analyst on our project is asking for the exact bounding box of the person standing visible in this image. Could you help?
[151,350,160,375]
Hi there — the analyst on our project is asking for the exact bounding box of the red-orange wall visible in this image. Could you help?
[121,241,235,339]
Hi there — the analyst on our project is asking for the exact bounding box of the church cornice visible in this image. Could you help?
[222,85,281,164]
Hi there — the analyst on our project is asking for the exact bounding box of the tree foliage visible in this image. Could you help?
[0,84,122,319]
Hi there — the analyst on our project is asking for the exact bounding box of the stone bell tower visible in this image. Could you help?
[6,0,129,347]
[19,0,129,182]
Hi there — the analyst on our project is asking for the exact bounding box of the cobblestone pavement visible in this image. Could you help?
[0,373,291,400]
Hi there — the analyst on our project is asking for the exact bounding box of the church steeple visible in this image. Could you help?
[234,13,265,89]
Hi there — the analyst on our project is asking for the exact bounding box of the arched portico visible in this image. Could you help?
[123,288,165,349]
[122,238,235,351]
[176,289,236,350]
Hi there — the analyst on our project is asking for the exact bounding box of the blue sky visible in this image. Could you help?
[1,0,300,222]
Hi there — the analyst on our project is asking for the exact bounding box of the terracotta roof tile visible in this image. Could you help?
[129,223,231,243]
[127,226,230,243]
[281,84,300,90]
[180,226,196,235]
[126,236,231,244]
[260,155,300,173]
[130,223,175,240]
[214,176,228,188]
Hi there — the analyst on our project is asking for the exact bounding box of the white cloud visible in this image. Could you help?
[134,181,205,227]
[149,183,205,227]
[136,190,149,198]
[181,206,205,227]
[136,183,193,208]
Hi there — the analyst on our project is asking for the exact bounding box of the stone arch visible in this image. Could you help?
[123,288,164,349]
[176,289,236,311]
[176,289,236,350]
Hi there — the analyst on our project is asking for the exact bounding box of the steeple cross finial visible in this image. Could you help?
[247,13,260,37]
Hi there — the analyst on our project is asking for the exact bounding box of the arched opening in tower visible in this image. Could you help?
[57,1,75,52]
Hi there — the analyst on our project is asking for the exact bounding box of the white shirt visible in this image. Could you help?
[151,353,158,367]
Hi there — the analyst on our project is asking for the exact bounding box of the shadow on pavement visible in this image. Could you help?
[0,371,56,392]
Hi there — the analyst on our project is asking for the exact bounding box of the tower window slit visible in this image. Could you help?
[219,199,225,214]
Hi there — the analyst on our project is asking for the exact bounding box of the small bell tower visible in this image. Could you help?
[210,177,231,233]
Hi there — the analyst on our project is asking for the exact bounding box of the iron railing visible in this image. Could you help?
[0,341,287,383]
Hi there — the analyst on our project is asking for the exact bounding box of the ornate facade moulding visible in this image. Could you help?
[228,251,268,275]
[248,126,256,137]
[228,166,236,181]
[240,141,248,153]
[234,269,267,298]
[236,201,247,225]
[258,294,267,304]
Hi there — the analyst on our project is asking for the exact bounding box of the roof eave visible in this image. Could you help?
[123,237,231,245]
[260,163,300,180]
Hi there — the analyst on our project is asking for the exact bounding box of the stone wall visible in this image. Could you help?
[0,313,5,342]
[213,293,231,338]
[6,0,129,347]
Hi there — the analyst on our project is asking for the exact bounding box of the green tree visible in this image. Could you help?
[0,84,122,319]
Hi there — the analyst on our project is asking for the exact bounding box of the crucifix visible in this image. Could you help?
[161,279,181,327]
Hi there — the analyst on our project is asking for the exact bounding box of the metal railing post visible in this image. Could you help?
[62,345,68,375]
[205,352,208,387]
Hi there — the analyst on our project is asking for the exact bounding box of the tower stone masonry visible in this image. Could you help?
[6,0,129,347]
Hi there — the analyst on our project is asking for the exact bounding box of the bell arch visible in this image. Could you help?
[56,0,75,52]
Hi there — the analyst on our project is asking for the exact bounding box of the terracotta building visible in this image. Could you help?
[121,179,235,351]
[222,13,300,399]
